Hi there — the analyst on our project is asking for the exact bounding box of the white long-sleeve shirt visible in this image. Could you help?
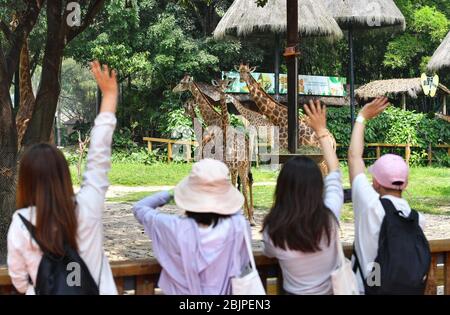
[7,112,118,295]
[262,170,344,295]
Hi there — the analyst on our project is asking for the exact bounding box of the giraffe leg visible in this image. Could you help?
[230,169,238,187]
[238,165,255,226]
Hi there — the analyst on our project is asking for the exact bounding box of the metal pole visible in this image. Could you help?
[274,34,280,101]
[349,27,356,128]
[286,0,298,154]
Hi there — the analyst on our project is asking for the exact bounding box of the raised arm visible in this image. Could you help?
[304,100,339,173]
[348,97,389,184]
[76,61,118,219]
[133,191,177,237]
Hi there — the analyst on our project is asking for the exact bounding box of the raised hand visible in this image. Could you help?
[304,100,339,172]
[304,100,327,136]
[90,60,118,113]
[359,97,389,120]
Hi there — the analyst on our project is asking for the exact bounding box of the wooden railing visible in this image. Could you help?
[143,137,198,163]
[143,137,450,166]
[1,239,449,295]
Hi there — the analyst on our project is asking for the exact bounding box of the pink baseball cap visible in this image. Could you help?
[368,154,409,190]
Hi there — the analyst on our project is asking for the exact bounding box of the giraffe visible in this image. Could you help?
[222,80,275,150]
[236,63,336,174]
[174,75,223,150]
[173,76,256,225]
[15,38,36,152]
[212,78,255,225]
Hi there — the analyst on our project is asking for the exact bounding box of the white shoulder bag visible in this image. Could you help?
[231,228,266,295]
[331,225,360,295]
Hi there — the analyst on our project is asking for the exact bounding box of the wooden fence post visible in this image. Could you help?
[147,141,152,154]
[425,254,438,295]
[185,144,191,162]
[167,142,173,162]
[376,145,381,159]
[428,144,433,166]
[405,143,411,164]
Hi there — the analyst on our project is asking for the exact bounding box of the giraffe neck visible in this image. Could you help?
[218,91,230,154]
[241,72,287,124]
[189,82,221,127]
[229,96,271,127]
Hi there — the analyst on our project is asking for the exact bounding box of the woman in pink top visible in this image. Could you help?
[7,61,118,295]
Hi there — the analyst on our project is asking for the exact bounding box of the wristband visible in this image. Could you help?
[316,132,330,141]
[356,115,366,125]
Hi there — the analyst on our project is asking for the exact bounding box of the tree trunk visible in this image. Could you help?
[0,86,18,263]
[23,1,64,145]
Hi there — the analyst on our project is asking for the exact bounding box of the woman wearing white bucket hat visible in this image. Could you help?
[133,159,251,295]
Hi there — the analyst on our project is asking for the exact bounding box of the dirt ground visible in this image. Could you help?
[103,202,450,261]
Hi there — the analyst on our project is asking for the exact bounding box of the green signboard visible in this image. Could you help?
[222,71,347,97]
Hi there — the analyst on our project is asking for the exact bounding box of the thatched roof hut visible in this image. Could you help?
[323,0,406,30]
[428,31,450,72]
[213,0,343,40]
[356,78,450,100]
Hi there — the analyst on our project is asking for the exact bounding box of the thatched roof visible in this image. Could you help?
[213,0,343,40]
[356,78,450,100]
[428,31,450,72]
[323,0,406,30]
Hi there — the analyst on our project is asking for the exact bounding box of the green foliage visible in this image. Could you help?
[413,6,449,42]
[384,5,449,75]
[162,108,194,139]
[327,107,449,148]
[113,127,139,151]
[111,148,162,165]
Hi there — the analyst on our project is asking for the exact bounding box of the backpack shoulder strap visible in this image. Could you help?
[379,198,399,217]
[17,213,46,252]
[380,198,417,223]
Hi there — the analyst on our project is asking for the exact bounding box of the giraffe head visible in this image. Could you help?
[235,63,256,83]
[211,78,235,94]
[173,75,194,93]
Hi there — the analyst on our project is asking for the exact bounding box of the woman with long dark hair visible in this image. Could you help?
[262,100,343,295]
[7,61,118,295]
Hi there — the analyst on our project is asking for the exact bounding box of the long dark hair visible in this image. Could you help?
[262,157,335,252]
[16,143,78,256]
[186,212,230,227]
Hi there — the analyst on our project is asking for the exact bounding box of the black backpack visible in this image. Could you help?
[353,198,431,295]
[18,214,101,295]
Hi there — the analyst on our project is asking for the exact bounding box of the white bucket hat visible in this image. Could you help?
[174,159,244,215]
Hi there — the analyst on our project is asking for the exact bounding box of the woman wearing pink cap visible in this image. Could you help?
[348,97,429,295]
[132,159,251,295]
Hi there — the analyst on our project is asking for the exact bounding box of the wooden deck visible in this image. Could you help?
[1,240,449,295]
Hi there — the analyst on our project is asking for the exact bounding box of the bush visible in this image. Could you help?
[325,107,450,166]
[111,148,163,165]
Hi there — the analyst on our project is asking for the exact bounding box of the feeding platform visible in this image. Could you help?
[259,146,323,164]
